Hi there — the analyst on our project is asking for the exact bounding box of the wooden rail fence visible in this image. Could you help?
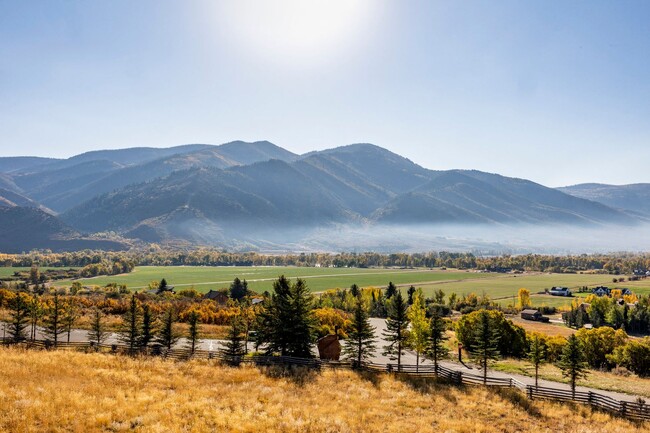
[2,338,649,422]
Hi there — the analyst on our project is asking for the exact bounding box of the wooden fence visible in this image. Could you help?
[2,338,649,423]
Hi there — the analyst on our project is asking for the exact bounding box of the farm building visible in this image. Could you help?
[520,309,550,322]
[549,286,572,297]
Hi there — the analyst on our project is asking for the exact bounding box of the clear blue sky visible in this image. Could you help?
[1,0,649,186]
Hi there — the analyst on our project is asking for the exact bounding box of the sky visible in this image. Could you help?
[1,0,649,187]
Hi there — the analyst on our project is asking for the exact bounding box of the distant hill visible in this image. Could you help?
[0,156,59,173]
[558,183,650,217]
[0,188,53,213]
[0,207,128,253]
[1,140,646,251]
[62,159,353,243]
[4,141,299,213]
[372,170,633,225]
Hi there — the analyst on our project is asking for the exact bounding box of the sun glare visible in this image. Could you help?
[214,0,376,67]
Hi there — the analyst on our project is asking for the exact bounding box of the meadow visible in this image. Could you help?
[46,265,650,308]
[51,265,496,293]
[0,347,647,433]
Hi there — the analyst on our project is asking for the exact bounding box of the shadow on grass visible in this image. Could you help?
[258,364,321,387]
[351,369,384,388]
[394,374,465,404]
[492,387,543,418]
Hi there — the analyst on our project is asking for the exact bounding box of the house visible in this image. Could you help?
[520,309,550,322]
[592,286,611,297]
[549,286,572,297]
[204,289,229,304]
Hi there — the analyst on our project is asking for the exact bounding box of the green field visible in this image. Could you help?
[50,266,496,293]
[419,273,650,307]
[31,266,650,306]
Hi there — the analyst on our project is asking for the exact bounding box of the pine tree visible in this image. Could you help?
[155,307,179,350]
[427,309,449,371]
[287,278,315,357]
[558,334,589,398]
[7,292,30,343]
[185,310,201,354]
[62,299,80,343]
[350,283,360,298]
[343,296,376,367]
[407,286,416,305]
[385,282,397,299]
[406,291,429,371]
[88,308,108,346]
[383,290,409,371]
[222,316,246,365]
[43,293,65,346]
[118,294,142,354]
[528,333,546,388]
[468,309,501,384]
[229,277,248,301]
[156,278,169,294]
[258,276,315,357]
[139,304,155,350]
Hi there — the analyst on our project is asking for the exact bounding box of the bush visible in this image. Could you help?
[608,337,650,377]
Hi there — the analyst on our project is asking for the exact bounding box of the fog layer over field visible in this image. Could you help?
[176,220,650,255]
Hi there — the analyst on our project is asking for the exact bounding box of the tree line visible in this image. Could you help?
[5,249,650,274]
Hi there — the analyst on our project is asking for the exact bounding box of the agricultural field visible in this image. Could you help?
[41,266,650,308]
[418,273,650,308]
[50,265,496,293]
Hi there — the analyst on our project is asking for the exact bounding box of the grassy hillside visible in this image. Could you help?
[0,347,647,433]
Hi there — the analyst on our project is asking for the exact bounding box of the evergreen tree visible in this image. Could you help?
[139,304,155,350]
[287,278,315,357]
[185,310,201,354]
[156,278,169,294]
[343,296,376,367]
[222,316,246,365]
[382,290,409,370]
[407,286,417,305]
[43,293,65,346]
[468,309,501,384]
[88,308,108,346]
[528,333,546,388]
[257,276,315,357]
[155,307,179,350]
[7,292,30,342]
[62,299,80,343]
[229,277,248,301]
[385,281,397,299]
[350,283,360,298]
[427,309,449,371]
[558,334,589,398]
[406,291,429,371]
[118,294,142,354]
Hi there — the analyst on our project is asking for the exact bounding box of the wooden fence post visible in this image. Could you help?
[527,385,533,400]
[620,401,627,417]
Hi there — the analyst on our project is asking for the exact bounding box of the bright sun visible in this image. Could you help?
[214,0,376,67]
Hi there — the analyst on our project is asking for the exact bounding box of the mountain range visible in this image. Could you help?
[0,141,648,253]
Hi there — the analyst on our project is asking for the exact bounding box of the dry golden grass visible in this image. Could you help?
[0,347,648,433]
[494,358,650,399]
